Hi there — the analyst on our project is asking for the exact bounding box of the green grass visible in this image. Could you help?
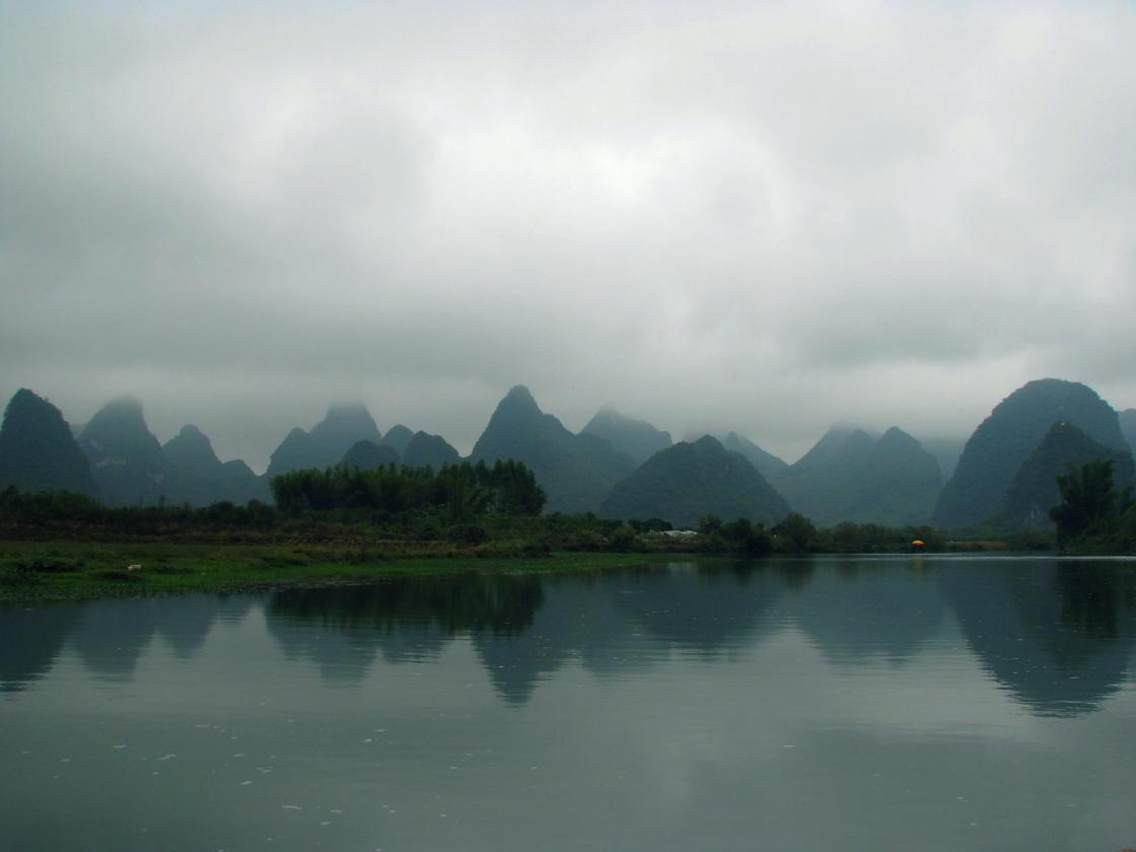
[0,540,658,603]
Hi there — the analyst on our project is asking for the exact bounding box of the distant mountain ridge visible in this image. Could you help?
[163,425,268,505]
[381,424,415,456]
[78,397,173,506]
[0,389,99,497]
[5,378,1129,526]
[470,386,636,514]
[934,379,1128,528]
[339,440,399,470]
[1121,409,1136,455]
[267,403,382,477]
[717,432,789,481]
[581,408,672,466]
[768,426,942,527]
[599,436,790,528]
[1001,422,1135,529]
[402,432,461,469]
[919,437,965,480]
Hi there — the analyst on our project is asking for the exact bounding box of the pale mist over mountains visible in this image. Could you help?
[2,4,1135,481]
[2,376,1134,532]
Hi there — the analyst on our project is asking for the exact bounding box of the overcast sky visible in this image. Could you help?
[2,0,1135,471]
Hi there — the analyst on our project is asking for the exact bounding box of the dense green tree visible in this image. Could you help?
[721,518,773,556]
[1050,460,1133,546]
[772,512,818,553]
[270,460,545,518]
[698,514,723,535]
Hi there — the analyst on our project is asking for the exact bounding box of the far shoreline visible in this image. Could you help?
[5,537,1122,604]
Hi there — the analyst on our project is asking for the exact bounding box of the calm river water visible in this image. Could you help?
[2,555,1136,851]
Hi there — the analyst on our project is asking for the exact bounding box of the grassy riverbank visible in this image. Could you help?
[0,540,658,603]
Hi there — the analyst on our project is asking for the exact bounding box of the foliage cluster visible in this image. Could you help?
[269,460,546,518]
[1050,459,1136,552]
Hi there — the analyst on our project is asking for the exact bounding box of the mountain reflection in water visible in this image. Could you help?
[2,557,1134,718]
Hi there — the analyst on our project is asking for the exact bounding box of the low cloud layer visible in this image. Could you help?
[3,1,1134,470]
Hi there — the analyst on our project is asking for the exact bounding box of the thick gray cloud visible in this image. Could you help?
[2,1,1134,470]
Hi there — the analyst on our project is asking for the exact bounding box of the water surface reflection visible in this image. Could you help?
[2,556,1136,852]
[3,556,1135,718]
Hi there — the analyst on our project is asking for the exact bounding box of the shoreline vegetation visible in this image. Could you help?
[0,498,1030,605]
[3,454,1132,603]
[0,535,1044,605]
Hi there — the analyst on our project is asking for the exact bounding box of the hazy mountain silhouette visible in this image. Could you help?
[266,427,320,476]
[770,426,942,526]
[717,431,789,481]
[310,403,381,454]
[470,385,636,513]
[267,403,382,477]
[339,440,399,470]
[1001,422,1135,528]
[380,424,415,456]
[756,427,875,526]
[1121,409,1136,455]
[162,425,268,505]
[934,379,1128,528]
[581,407,672,466]
[600,435,790,527]
[402,431,461,469]
[78,397,173,506]
[919,436,965,480]
[0,389,98,497]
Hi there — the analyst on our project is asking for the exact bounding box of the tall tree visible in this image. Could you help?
[1050,460,1132,545]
